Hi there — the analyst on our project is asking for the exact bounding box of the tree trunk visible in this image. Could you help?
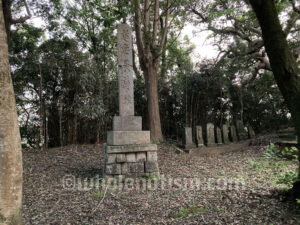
[59,100,63,147]
[145,63,163,142]
[0,0,23,223]
[73,114,77,145]
[45,110,48,149]
[39,63,44,150]
[249,0,300,197]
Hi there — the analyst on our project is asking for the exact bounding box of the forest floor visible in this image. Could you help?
[22,137,300,224]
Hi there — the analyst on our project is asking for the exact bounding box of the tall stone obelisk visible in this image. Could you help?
[104,24,159,179]
[113,24,142,131]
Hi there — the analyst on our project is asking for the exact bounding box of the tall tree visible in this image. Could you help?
[249,0,300,197]
[0,0,24,223]
[133,0,171,142]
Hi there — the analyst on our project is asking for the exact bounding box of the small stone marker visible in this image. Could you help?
[216,127,222,144]
[206,123,216,147]
[236,120,248,140]
[230,126,238,142]
[222,124,230,144]
[182,127,196,149]
[196,126,204,147]
[248,126,255,138]
[104,24,159,179]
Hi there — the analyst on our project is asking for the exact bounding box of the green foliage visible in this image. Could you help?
[215,206,225,213]
[176,204,208,218]
[264,144,298,160]
[277,169,298,187]
[264,144,280,159]
[92,192,104,200]
[247,156,298,189]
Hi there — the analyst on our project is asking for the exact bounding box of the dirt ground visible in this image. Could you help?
[22,141,300,224]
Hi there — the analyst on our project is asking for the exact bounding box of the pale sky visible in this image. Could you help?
[182,24,218,62]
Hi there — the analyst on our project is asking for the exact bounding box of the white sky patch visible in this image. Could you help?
[181,24,218,62]
[29,17,46,28]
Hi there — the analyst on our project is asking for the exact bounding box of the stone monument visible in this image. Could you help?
[196,126,204,147]
[104,24,159,179]
[206,123,216,147]
[182,127,196,150]
[248,126,255,138]
[222,124,230,144]
[230,125,238,142]
[236,120,248,140]
[216,127,222,145]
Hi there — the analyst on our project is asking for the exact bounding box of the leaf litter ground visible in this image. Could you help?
[23,140,300,224]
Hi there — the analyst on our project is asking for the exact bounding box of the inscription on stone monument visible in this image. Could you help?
[117,24,134,116]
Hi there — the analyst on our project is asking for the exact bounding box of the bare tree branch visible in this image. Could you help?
[11,0,32,24]
[159,0,170,49]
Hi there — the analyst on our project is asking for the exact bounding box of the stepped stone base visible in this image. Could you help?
[104,143,159,179]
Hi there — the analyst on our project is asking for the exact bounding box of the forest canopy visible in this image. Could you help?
[7,0,299,147]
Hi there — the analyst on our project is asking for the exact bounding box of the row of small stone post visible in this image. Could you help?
[182,120,255,149]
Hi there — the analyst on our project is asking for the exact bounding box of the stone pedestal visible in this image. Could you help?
[104,24,159,179]
[206,123,216,147]
[196,126,204,147]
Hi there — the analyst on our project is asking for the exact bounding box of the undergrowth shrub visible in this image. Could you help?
[264,144,298,160]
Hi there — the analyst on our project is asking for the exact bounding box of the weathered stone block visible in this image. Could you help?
[121,163,128,174]
[106,144,157,154]
[248,126,255,138]
[147,151,157,162]
[136,152,146,161]
[236,120,248,140]
[182,127,196,149]
[222,124,229,144]
[106,164,121,175]
[216,127,222,144]
[113,116,142,131]
[126,153,136,162]
[107,131,150,145]
[114,175,125,181]
[127,162,145,174]
[196,126,204,147]
[145,161,159,173]
[106,154,116,164]
[206,123,216,147]
[116,154,126,163]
